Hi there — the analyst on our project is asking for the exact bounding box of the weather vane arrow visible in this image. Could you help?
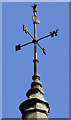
[15,4,59,81]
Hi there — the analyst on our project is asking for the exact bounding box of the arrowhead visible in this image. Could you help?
[16,44,21,51]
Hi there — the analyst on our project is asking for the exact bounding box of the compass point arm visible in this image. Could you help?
[23,25,28,33]
[50,29,59,37]
[23,25,34,39]
[37,35,50,42]
[21,41,33,47]
[37,29,59,42]
[16,41,33,51]
[16,44,21,51]
[37,42,46,55]
[43,48,46,55]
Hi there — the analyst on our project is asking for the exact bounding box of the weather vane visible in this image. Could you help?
[16,4,59,119]
[16,4,58,81]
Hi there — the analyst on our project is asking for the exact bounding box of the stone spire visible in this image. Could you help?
[16,4,58,120]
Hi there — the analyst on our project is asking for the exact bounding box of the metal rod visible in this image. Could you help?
[37,42,43,50]
[34,23,37,38]
[27,31,34,39]
[34,21,37,59]
[21,41,33,47]
[33,11,38,76]
[37,42,46,55]
[37,34,50,41]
